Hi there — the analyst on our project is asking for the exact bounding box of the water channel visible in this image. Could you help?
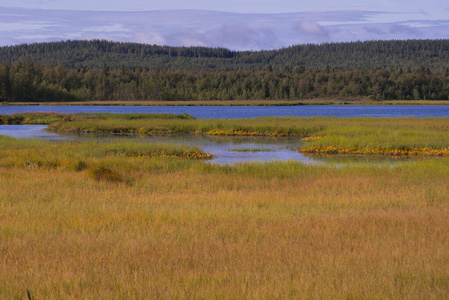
[0,124,413,166]
[0,124,318,165]
[1,105,448,165]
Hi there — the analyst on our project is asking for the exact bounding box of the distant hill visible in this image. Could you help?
[2,39,449,102]
[1,39,449,72]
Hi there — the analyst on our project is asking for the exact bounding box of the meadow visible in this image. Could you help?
[1,114,449,298]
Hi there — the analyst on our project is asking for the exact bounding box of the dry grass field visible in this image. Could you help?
[1,133,449,298]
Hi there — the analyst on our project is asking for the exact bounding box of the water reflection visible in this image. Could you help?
[0,125,67,141]
[0,125,405,167]
[67,133,320,165]
[0,125,316,165]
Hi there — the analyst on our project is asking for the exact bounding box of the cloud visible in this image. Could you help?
[83,24,130,33]
[178,37,208,48]
[133,32,167,45]
[363,26,386,35]
[1,8,449,50]
[0,21,56,32]
[158,24,281,50]
[203,24,280,50]
[388,24,420,35]
[295,21,328,36]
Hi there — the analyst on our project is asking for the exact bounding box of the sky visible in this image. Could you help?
[1,0,449,50]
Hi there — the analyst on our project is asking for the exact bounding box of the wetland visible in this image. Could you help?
[1,111,448,299]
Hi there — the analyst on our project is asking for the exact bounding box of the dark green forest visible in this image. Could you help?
[1,39,449,102]
[2,39,449,71]
[1,60,448,102]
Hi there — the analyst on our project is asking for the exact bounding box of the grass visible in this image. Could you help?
[3,112,449,144]
[0,135,214,170]
[43,113,449,156]
[0,112,195,125]
[43,113,324,137]
[3,112,449,158]
[298,118,449,157]
[0,132,449,298]
[0,112,69,125]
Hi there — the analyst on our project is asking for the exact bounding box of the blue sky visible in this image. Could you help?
[1,0,449,50]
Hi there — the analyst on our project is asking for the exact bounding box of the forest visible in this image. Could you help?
[1,60,448,102]
[1,39,449,102]
[2,39,449,72]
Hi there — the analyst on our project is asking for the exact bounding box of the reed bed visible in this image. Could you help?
[1,135,449,298]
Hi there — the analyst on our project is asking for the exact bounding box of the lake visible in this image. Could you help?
[1,105,449,118]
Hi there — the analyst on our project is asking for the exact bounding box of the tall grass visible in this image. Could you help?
[48,115,324,137]
[1,136,449,298]
[307,118,449,149]
[47,115,449,148]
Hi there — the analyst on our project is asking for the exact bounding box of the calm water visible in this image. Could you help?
[2,105,444,165]
[1,105,449,118]
[0,125,317,165]
[0,125,406,166]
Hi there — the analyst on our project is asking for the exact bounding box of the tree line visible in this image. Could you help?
[1,61,449,102]
[2,39,449,72]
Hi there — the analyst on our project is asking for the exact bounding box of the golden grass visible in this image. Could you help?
[1,135,449,298]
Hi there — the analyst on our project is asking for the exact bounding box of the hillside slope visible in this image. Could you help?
[1,39,449,71]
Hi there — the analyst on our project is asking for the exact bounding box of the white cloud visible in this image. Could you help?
[178,37,208,47]
[388,24,420,35]
[0,21,55,31]
[0,8,448,50]
[295,21,328,36]
[133,32,167,45]
[83,24,130,33]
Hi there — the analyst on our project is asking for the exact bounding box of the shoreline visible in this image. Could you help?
[2,100,449,106]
